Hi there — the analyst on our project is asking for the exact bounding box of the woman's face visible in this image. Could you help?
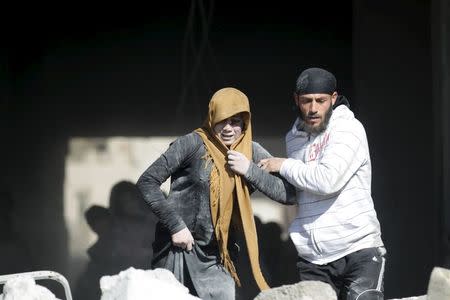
[213,113,244,146]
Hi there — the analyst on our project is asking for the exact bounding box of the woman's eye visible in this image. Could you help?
[231,119,242,125]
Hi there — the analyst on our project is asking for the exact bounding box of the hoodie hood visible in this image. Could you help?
[333,95,350,109]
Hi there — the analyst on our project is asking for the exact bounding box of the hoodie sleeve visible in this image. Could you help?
[280,119,368,195]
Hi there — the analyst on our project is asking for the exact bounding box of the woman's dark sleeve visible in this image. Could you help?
[136,132,200,234]
[245,141,297,205]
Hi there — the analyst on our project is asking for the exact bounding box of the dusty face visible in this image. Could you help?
[295,92,337,134]
[213,113,244,146]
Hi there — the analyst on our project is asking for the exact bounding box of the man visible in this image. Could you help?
[258,67,386,300]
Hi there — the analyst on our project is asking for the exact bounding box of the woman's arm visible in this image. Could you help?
[227,142,297,205]
[136,133,200,248]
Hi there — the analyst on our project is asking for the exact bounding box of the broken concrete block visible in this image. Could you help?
[254,280,337,300]
[427,266,450,300]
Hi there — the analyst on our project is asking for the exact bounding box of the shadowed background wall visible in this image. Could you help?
[1,0,449,298]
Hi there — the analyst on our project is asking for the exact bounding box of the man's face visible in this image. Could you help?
[213,113,244,146]
[295,92,337,134]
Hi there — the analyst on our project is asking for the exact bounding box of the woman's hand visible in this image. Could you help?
[171,227,195,251]
[227,150,250,175]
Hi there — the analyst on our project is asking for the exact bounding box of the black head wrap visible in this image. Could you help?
[295,67,337,95]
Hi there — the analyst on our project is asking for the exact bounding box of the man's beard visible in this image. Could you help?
[298,105,333,135]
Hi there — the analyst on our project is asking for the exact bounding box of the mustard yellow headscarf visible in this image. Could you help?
[194,87,269,290]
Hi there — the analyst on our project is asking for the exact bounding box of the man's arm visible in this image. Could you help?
[260,124,367,195]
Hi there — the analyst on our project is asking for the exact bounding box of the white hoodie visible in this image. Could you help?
[280,104,384,264]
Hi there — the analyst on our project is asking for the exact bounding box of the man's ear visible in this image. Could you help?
[293,93,299,107]
[331,92,338,106]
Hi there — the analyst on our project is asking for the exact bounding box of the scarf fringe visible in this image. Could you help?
[223,252,241,287]
[209,158,220,220]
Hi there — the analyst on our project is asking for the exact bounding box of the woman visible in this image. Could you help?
[136,87,295,300]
